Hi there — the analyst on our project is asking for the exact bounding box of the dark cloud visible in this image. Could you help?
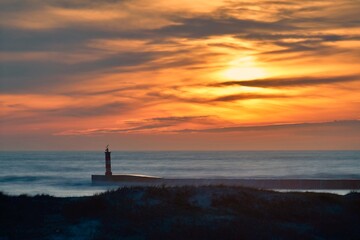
[0,0,126,12]
[238,32,347,44]
[57,119,360,136]
[259,40,339,56]
[0,0,40,12]
[47,0,127,9]
[175,120,360,133]
[262,1,298,5]
[212,75,360,88]
[147,91,290,104]
[145,116,210,123]
[155,17,295,39]
[0,25,216,93]
[62,84,153,96]
[124,116,211,129]
[236,32,360,58]
[206,43,252,50]
[211,93,289,102]
[57,115,213,135]
[0,26,148,53]
[1,101,128,123]
[48,101,127,117]
[0,51,166,93]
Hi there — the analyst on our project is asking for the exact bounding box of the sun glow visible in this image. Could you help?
[223,66,267,81]
[222,56,267,81]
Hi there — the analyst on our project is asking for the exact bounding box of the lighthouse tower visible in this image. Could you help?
[105,145,112,176]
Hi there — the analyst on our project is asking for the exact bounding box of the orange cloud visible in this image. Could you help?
[1,0,360,149]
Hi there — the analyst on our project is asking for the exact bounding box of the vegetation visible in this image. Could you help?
[0,186,359,239]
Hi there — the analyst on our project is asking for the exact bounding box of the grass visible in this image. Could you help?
[0,186,360,239]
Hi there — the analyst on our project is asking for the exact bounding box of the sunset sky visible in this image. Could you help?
[1,0,360,150]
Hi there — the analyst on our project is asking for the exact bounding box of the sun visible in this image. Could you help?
[222,56,267,81]
[223,66,267,81]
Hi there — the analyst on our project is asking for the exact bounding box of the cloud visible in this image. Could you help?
[62,84,154,96]
[0,0,173,30]
[46,101,127,117]
[56,119,360,136]
[127,116,210,125]
[1,0,359,95]
[154,17,295,39]
[0,51,167,92]
[0,101,128,124]
[56,115,214,135]
[1,0,360,147]
[211,93,289,102]
[147,91,292,104]
[175,120,360,133]
[211,75,360,88]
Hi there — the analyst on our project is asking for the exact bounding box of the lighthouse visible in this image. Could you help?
[92,146,162,183]
[105,145,112,176]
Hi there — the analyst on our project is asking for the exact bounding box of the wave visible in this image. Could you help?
[0,175,57,183]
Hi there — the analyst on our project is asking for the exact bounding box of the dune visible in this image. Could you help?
[1,186,360,239]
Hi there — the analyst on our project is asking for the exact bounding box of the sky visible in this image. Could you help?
[0,0,360,150]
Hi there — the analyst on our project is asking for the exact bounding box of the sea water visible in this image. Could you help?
[0,151,359,196]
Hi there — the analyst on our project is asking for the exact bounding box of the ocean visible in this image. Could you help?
[0,151,359,196]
